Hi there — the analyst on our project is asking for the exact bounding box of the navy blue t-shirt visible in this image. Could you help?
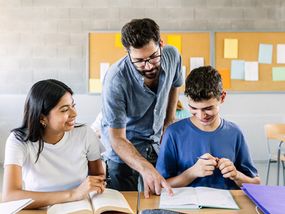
[156,118,258,190]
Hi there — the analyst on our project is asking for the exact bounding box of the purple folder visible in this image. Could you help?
[241,183,285,214]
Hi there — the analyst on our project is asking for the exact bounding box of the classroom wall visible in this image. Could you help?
[1,0,285,162]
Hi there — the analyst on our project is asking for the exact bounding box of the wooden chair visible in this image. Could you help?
[264,124,285,185]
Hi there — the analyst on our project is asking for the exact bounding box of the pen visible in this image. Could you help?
[197,157,220,161]
[197,157,209,160]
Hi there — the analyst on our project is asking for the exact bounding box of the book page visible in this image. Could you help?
[90,188,133,214]
[159,187,199,209]
[47,199,92,214]
[195,187,239,209]
[0,198,34,214]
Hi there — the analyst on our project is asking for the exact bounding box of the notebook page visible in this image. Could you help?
[47,199,92,214]
[90,189,131,211]
[0,198,34,214]
[159,187,199,209]
[195,187,239,209]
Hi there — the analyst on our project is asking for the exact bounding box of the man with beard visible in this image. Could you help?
[101,18,182,197]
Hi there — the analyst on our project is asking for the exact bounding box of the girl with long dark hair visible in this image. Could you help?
[2,79,105,209]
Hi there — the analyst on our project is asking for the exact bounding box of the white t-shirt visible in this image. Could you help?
[4,126,105,192]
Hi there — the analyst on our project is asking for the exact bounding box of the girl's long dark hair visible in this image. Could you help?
[12,79,73,162]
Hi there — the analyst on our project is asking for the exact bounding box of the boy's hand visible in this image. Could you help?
[217,158,239,180]
[192,153,218,178]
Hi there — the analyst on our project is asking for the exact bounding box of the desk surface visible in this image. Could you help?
[6,190,256,214]
[139,190,256,214]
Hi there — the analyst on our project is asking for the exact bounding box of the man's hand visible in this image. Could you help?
[140,162,173,198]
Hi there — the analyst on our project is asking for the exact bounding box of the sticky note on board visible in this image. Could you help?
[277,44,285,64]
[224,39,238,59]
[190,57,204,71]
[272,67,285,81]
[258,44,273,64]
[115,33,123,48]
[89,78,102,93]
[245,61,259,81]
[100,63,110,83]
[231,60,245,80]
[218,68,231,89]
[167,35,181,54]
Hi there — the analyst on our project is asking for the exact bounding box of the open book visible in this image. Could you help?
[48,188,134,214]
[0,198,34,214]
[160,187,239,210]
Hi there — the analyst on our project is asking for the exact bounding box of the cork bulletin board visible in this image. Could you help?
[215,32,285,92]
[88,32,211,93]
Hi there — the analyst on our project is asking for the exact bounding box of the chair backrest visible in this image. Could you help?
[264,124,285,140]
[264,124,285,155]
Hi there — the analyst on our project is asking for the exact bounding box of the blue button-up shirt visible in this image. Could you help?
[101,45,183,162]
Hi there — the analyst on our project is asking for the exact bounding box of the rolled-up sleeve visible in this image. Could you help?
[102,72,127,129]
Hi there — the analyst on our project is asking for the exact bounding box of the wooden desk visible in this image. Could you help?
[3,191,257,213]
[139,190,256,214]
[15,192,137,214]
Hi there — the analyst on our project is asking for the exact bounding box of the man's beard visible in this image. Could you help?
[140,66,160,80]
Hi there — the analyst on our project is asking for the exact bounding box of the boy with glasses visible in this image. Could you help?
[156,66,260,189]
[101,18,183,197]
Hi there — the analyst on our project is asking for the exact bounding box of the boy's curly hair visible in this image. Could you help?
[184,66,223,101]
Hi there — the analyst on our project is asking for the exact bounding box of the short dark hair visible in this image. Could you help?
[12,79,73,162]
[121,18,160,50]
[184,66,223,102]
